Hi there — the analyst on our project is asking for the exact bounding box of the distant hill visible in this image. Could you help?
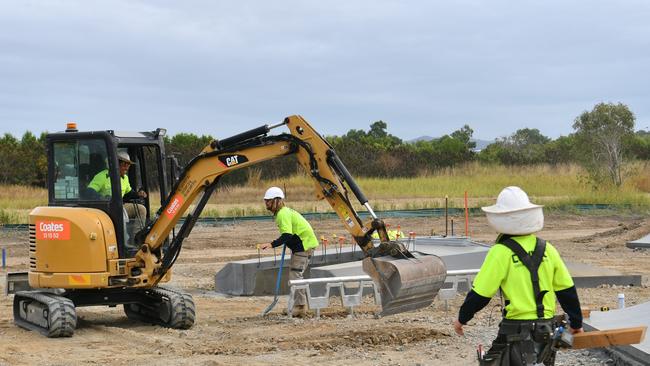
[409,135,436,143]
[473,139,493,151]
[408,136,495,151]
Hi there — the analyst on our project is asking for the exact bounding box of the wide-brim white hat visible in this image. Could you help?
[485,208,544,235]
[482,186,544,234]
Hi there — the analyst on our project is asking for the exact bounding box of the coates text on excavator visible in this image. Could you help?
[10,115,447,337]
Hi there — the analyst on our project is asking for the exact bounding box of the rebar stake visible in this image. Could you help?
[445,195,449,237]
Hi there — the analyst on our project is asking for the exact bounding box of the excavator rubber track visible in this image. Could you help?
[13,291,77,338]
[362,252,447,316]
[123,286,196,329]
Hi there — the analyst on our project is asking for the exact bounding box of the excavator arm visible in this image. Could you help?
[131,115,446,315]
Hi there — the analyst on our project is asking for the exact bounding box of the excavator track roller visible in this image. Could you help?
[123,286,196,329]
[363,252,447,316]
[13,291,77,338]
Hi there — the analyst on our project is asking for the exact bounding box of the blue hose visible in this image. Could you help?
[261,243,287,315]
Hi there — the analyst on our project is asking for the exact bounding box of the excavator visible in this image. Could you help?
[11,115,447,337]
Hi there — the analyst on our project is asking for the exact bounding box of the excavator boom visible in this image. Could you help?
[135,115,446,315]
[285,116,447,315]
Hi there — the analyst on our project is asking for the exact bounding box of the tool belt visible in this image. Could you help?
[479,319,556,366]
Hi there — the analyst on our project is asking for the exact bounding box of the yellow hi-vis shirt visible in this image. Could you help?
[87,169,132,198]
[275,206,319,251]
[471,234,575,320]
[371,230,405,241]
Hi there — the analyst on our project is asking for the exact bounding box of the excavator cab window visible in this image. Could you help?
[52,139,110,201]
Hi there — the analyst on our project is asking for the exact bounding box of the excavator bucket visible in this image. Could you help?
[362,252,447,316]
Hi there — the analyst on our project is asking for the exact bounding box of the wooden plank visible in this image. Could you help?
[572,326,647,349]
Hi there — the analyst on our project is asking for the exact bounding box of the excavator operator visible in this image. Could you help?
[87,151,148,225]
[258,186,319,317]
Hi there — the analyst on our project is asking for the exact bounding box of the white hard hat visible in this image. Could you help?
[482,186,544,235]
[263,186,284,200]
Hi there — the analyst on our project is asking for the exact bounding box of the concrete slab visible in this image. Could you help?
[626,233,650,249]
[215,235,641,296]
[566,262,641,288]
[584,301,650,364]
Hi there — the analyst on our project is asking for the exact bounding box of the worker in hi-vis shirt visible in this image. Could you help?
[258,186,319,317]
[87,150,147,222]
[454,186,583,366]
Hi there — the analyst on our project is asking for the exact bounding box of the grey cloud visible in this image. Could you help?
[0,0,649,140]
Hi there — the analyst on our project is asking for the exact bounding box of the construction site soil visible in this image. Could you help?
[1,213,650,366]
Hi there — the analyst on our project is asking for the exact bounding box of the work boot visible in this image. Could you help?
[291,304,307,317]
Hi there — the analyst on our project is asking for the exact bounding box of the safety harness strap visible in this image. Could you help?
[499,236,548,319]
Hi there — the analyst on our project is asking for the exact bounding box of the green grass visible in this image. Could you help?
[1,162,649,224]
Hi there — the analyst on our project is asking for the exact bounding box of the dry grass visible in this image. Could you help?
[1,162,649,224]
[0,185,48,224]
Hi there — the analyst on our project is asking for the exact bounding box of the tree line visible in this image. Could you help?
[1,102,649,188]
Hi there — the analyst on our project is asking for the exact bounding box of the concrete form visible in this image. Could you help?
[215,236,641,296]
[626,233,650,249]
[584,301,650,364]
[215,236,487,296]
[214,246,365,296]
[566,262,641,288]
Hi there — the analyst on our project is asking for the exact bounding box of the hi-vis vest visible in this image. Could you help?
[471,234,575,320]
[87,169,132,197]
[274,207,319,251]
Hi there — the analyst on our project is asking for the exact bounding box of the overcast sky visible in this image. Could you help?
[1,1,649,141]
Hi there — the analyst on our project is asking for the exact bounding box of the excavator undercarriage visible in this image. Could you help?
[13,286,195,337]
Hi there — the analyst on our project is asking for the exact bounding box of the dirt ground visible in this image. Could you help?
[1,213,650,366]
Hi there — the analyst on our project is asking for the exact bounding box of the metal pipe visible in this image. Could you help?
[290,275,373,285]
[1,248,5,269]
[446,269,480,276]
[289,269,480,286]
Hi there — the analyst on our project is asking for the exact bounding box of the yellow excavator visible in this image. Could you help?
[12,115,446,337]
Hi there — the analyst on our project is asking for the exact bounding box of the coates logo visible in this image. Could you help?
[165,194,184,218]
[36,220,71,240]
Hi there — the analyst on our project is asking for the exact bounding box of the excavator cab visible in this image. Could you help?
[45,123,171,257]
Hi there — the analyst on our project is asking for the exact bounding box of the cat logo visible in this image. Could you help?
[218,154,249,168]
